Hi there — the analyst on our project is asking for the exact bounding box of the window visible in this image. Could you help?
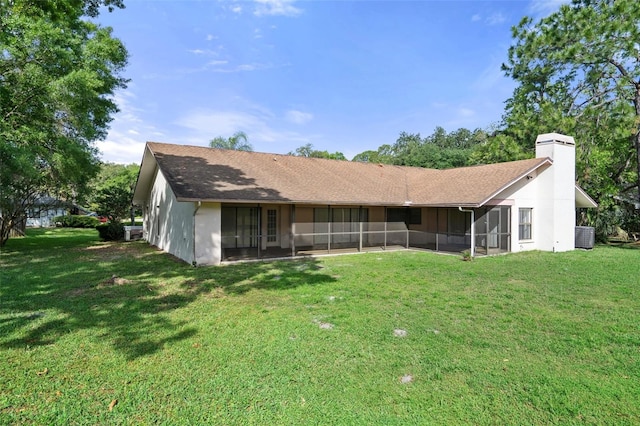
[519,208,532,240]
[387,208,422,225]
[267,209,277,242]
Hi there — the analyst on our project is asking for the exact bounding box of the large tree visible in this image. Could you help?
[501,0,640,232]
[0,0,128,245]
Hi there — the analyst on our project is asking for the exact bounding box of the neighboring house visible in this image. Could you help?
[25,196,69,228]
[132,133,597,266]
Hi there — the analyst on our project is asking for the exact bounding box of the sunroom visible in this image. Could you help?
[219,203,512,262]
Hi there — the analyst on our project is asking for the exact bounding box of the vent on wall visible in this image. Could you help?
[575,226,595,249]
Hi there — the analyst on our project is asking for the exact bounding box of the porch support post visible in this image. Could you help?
[436,208,439,252]
[358,206,363,252]
[327,205,331,253]
[458,207,475,257]
[384,206,388,250]
[291,204,296,257]
[257,204,261,259]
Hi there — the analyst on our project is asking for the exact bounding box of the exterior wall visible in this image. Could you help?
[195,203,221,265]
[144,169,195,264]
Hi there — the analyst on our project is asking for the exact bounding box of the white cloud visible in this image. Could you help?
[285,110,313,125]
[97,89,161,164]
[254,0,302,17]
[96,138,147,165]
[175,108,312,151]
[231,5,243,14]
[472,12,507,26]
[486,12,506,25]
[187,48,220,56]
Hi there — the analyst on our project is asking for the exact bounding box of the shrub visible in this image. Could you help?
[53,215,99,228]
[96,221,125,241]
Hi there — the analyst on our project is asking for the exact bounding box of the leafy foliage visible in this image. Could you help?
[95,221,125,241]
[53,215,100,228]
[209,131,253,151]
[288,143,347,160]
[0,0,128,245]
[354,127,488,169]
[91,163,140,223]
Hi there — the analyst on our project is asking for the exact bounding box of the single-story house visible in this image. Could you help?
[132,132,597,265]
[25,196,69,228]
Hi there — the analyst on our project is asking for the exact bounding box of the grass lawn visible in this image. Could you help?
[1,228,639,425]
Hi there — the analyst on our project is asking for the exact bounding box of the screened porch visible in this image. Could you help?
[220,204,511,262]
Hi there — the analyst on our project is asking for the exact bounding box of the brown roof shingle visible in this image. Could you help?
[140,142,551,207]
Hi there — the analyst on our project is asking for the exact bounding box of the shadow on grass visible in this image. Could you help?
[0,229,335,359]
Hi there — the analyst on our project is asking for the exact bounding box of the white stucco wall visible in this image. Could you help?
[194,203,222,266]
[145,169,195,264]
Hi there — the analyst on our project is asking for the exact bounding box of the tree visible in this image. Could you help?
[209,131,253,151]
[90,163,139,223]
[288,143,346,160]
[351,145,394,164]
[468,133,529,165]
[501,0,640,233]
[379,128,485,169]
[0,0,128,245]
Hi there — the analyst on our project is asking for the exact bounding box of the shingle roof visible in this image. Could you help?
[136,142,552,207]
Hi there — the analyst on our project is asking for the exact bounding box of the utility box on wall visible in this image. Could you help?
[575,226,595,249]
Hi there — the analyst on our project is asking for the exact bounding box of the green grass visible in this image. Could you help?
[1,228,639,425]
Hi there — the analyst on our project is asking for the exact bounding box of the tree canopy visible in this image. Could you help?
[353,127,487,169]
[288,143,347,160]
[0,0,128,245]
[209,131,253,151]
[499,0,640,234]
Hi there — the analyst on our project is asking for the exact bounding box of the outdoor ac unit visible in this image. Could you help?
[575,226,595,249]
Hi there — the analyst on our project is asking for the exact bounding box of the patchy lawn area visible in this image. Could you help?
[1,228,639,424]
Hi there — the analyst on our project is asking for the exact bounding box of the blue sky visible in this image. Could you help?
[96,0,565,164]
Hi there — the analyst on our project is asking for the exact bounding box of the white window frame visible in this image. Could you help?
[518,208,532,241]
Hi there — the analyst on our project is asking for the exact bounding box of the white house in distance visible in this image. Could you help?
[131,133,597,266]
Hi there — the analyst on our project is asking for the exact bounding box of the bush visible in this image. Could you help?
[96,221,125,241]
[53,215,99,228]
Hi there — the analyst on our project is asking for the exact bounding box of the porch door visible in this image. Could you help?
[266,208,279,247]
[222,206,258,249]
[237,207,258,248]
[488,209,500,248]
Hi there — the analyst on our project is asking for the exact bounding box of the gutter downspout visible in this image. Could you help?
[458,207,475,258]
[193,201,202,266]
